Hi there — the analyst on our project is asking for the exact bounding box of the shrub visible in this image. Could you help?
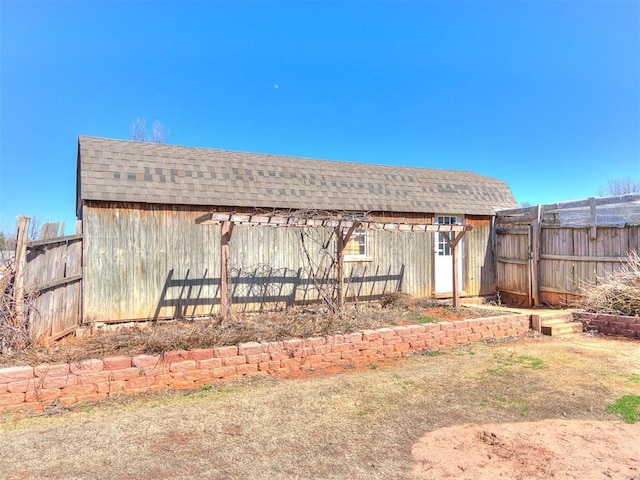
[577,251,640,317]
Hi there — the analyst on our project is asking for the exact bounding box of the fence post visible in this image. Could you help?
[13,215,30,327]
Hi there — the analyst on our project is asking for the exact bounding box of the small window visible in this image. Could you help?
[436,216,462,256]
[344,228,370,259]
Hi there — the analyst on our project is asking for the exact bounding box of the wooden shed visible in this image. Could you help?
[76,136,517,323]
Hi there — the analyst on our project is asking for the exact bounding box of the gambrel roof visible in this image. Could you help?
[77,136,517,216]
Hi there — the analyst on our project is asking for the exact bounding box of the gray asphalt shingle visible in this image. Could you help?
[77,136,517,215]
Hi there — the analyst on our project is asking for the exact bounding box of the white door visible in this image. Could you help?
[434,215,463,293]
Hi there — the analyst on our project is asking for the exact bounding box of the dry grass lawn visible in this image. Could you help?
[1,333,639,479]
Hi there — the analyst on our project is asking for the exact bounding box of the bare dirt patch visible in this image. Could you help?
[412,420,640,480]
[1,334,638,479]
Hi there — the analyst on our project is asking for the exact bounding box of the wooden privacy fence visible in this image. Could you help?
[495,194,640,307]
[14,216,83,344]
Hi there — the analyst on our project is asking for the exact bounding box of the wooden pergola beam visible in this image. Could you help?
[196,212,471,233]
[198,211,473,319]
[439,230,467,308]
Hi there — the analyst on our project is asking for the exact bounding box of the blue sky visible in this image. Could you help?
[1,0,639,234]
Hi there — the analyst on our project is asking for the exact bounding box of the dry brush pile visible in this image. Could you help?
[577,250,640,317]
[0,260,31,353]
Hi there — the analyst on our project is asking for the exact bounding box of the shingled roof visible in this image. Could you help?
[77,136,517,216]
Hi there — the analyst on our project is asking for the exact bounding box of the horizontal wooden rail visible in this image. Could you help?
[539,286,581,295]
[540,254,629,263]
[30,274,82,293]
[497,256,529,265]
[498,288,527,296]
[28,233,82,249]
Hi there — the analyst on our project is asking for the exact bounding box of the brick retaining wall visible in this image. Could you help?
[574,312,640,339]
[0,314,530,413]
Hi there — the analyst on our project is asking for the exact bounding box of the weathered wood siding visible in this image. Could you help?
[83,202,494,322]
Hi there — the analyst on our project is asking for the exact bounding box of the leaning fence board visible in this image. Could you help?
[14,219,83,343]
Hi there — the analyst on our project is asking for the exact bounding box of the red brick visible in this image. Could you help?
[361,330,381,340]
[423,323,441,333]
[439,322,454,331]
[61,384,96,396]
[321,352,342,362]
[77,371,112,384]
[97,381,126,394]
[213,346,239,358]
[344,332,363,343]
[468,333,482,342]
[246,353,270,364]
[331,343,352,353]
[25,388,60,403]
[141,364,169,376]
[222,356,247,367]
[301,354,323,365]
[34,363,69,378]
[238,342,263,356]
[235,364,259,375]
[402,333,419,342]
[189,348,215,360]
[197,358,223,369]
[394,343,411,352]
[304,337,326,347]
[312,344,331,355]
[0,392,26,406]
[283,338,304,350]
[341,350,360,360]
[0,366,34,383]
[163,350,192,362]
[132,354,161,369]
[384,351,402,359]
[155,373,174,385]
[182,370,214,382]
[269,350,289,361]
[377,328,396,338]
[383,336,402,345]
[170,380,196,390]
[70,359,104,374]
[102,356,132,370]
[7,379,38,393]
[456,327,473,336]
[440,337,455,346]
[168,360,197,373]
[410,340,427,350]
[41,375,78,389]
[352,341,370,351]
[57,396,79,406]
[258,361,281,372]
[280,358,301,368]
[326,334,345,344]
[126,376,155,389]
[471,325,489,333]
[376,345,394,355]
[111,367,143,381]
[211,366,237,378]
[393,326,412,336]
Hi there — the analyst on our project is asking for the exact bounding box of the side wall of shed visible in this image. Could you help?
[82,202,495,322]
